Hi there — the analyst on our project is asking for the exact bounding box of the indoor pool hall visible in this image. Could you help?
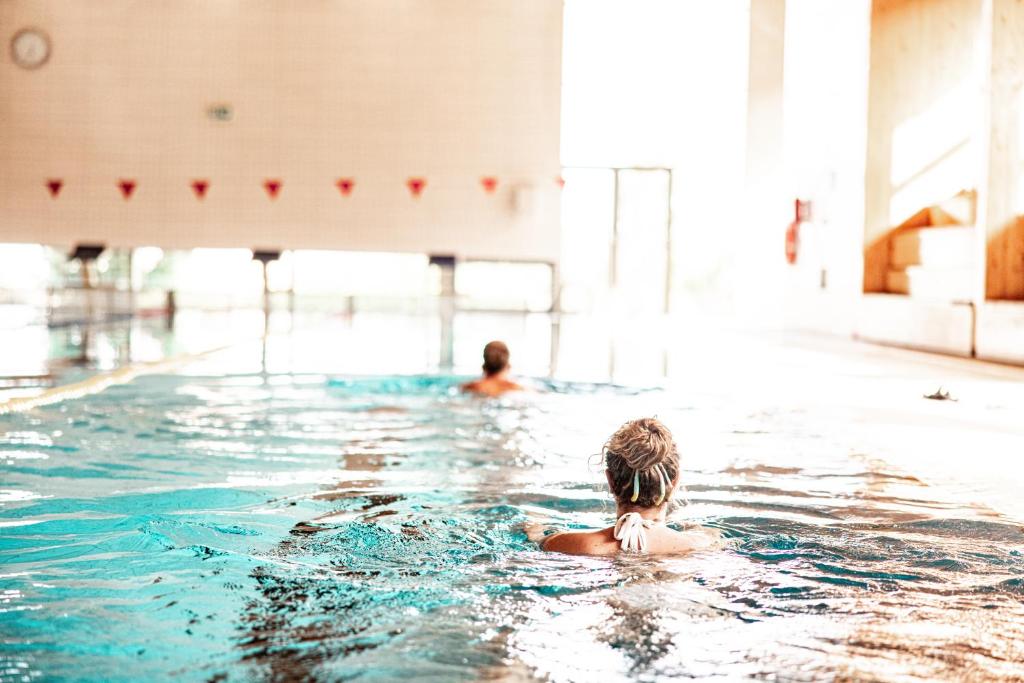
[3,1,1024,681]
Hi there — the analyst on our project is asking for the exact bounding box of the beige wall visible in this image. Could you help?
[737,0,790,322]
[780,0,871,335]
[863,0,982,291]
[0,1,563,262]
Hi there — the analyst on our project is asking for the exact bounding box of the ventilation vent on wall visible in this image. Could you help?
[206,104,233,122]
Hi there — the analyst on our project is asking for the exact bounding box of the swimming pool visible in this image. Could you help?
[2,369,1023,681]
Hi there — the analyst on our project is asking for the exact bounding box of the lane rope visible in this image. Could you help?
[0,344,232,415]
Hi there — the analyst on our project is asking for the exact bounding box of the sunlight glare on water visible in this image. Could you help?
[1,371,1023,681]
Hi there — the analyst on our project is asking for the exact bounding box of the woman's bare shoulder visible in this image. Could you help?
[535,525,724,557]
[541,528,618,556]
[658,526,724,553]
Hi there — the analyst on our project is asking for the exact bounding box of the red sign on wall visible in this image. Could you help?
[336,178,355,196]
[46,179,63,198]
[263,179,282,199]
[407,177,426,197]
[480,177,498,194]
[191,180,209,199]
[118,179,137,199]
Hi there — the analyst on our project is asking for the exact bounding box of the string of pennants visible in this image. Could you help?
[42,176,568,200]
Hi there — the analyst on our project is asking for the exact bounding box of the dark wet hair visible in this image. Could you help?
[604,417,679,508]
[482,341,510,376]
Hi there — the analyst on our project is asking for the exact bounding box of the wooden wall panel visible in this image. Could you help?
[863,0,982,292]
[980,0,1024,300]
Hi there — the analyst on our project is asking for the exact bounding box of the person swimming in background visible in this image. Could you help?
[461,341,524,397]
[534,417,720,556]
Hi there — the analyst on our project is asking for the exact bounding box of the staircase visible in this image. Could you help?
[886,225,975,302]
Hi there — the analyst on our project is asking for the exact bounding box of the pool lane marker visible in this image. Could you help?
[0,346,231,415]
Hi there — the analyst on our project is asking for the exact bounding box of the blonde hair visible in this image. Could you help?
[604,417,679,508]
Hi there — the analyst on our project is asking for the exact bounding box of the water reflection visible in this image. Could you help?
[2,308,687,392]
[2,326,1024,680]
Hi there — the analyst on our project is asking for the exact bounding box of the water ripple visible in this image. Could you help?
[1,373,1022,680]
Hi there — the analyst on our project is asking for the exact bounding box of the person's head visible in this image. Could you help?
[604,417,679,509]
[482,341,511,377]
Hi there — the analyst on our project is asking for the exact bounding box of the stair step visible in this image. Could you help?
[891,226,975,269]
[885,266,974,301]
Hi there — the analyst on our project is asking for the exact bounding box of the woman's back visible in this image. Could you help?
[536,418,721,558]
[540,512,721,557]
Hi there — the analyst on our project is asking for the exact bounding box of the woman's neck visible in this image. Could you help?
[616,503,667,523]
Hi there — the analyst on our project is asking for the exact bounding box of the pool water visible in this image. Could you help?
[2,372,1023,681]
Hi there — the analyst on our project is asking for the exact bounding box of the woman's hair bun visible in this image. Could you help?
[605,417,676,471]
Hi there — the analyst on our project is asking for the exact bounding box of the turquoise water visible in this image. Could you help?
[2,373,1024,681]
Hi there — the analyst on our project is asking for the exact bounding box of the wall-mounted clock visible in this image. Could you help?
[11,28,51,70]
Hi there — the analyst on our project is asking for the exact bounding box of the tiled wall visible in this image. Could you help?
[0,1,563,262]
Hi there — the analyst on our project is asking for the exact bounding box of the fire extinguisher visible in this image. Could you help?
[785,199,811,265]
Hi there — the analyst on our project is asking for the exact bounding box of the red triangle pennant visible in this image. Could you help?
[263,179,281,199]
[46,179,63,198]
[406,177,426,197]
[191,179,209,199]
[336,178,355,196]
[480,176,498,194]
[118,179,137,199]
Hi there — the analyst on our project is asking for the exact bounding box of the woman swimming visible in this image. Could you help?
[537,417,720,556]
